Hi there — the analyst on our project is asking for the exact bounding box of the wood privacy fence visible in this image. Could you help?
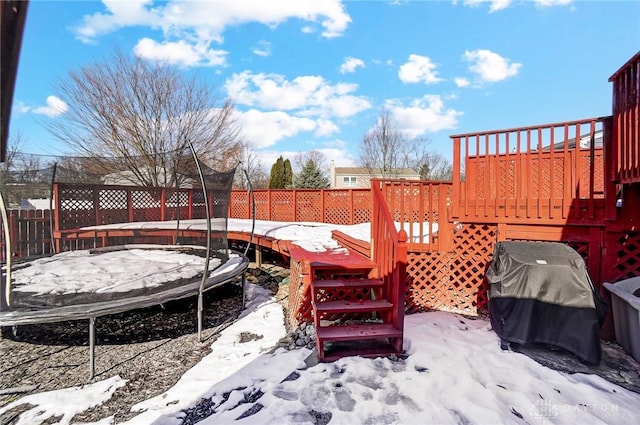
[0,209,52,260]
[229,188,372,224]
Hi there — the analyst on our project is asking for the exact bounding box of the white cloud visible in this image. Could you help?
[29,96,69,118]
[340,57,365,74]
[74,0,158,43]
[398,54,442,84]
[454,77,470,88]
[385,95,461,137]
[462,0,571,12]
[236,109,339,149]
[463,49,522,82]
[134,38,228,67]
[224,72,371,118]
[534,0,572,7]
[462,0,512,12]
[74,0,351,67]
[314,120,340,137]
[317,145,356,167]
[252,40,272,57]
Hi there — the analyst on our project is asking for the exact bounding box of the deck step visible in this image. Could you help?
[317,323,402,342]
[312,278,383,290]
[314,299,392,314]
[321,342,401,362]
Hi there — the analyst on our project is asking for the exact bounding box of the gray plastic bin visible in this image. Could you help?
[604,277,640,363]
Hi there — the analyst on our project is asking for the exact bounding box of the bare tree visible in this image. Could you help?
[48,50,243,187]
[415,152,453,180]
[234,143,269,189]
[358,109,409,178]
[294,150,328,173]
[2,130,24,171]
[359,110,453,180]
[403,138,453,181]
[293,150,330,181]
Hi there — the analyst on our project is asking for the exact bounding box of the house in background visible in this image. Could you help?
[329,161,420,189]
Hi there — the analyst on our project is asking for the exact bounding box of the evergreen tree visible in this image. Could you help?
[294,159,330,188]
[269,156,284,189]
[283,158,293,188]
[269,156,294,188]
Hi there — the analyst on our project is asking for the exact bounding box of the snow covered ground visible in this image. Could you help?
[2,220,640,424]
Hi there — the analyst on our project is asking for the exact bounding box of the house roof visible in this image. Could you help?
[1,0,29,162]
[334,167,419,176]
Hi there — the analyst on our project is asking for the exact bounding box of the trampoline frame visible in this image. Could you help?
[0,147,254,379]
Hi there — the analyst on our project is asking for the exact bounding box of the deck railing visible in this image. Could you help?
[371,180,407,338]
[609,51,639,185]
[377,180,453,252]
[451,117,613,225]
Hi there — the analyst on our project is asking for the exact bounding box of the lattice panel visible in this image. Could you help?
[606,230,640,281]
[59,188,95,229]
[476,162,486,199]
[454,223,497,255]
[324,191,352,224]
[405,252,451,313]
[98,189,128,224]
[449,250,492,313]
[352,190,371,224]
[295,191,322,222]
[253,192,270,220]
[189,191,205,219]
[579,153,605,198]
[567,241,590,264]
[132,189,162,222]
[288,259,313,326]
[270,191,295,222]
[552,157,566,199]
[165,191,190,220]
[230,191,250,219]
[498,158,516,199]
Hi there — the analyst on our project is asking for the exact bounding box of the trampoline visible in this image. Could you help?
[0,149,251,378]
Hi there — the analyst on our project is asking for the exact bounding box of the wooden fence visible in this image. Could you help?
[0,209,52,260]
[229,188,372,224]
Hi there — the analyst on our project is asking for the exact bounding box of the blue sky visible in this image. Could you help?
[9,0,640,170]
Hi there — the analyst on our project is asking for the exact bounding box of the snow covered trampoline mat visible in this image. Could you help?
[1,245,249,325]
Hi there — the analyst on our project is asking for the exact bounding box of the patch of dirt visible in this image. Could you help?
[0,263,290,424]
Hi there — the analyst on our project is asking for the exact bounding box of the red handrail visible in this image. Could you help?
[371,179,407,334]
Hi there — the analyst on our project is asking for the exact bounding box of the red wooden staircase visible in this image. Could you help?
[310,259,404,361]
[289,180,408,362]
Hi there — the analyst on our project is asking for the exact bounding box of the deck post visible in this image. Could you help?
[89,317,95,380]
[197,292,203,342]
[241,272,246,310]
[452,137,461,220]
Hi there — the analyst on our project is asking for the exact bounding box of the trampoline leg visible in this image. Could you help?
[89,317,96,380]
[241,272,246,310]
[197,293,203,342]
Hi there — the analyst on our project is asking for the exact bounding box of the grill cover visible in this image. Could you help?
[487,241,606,364]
